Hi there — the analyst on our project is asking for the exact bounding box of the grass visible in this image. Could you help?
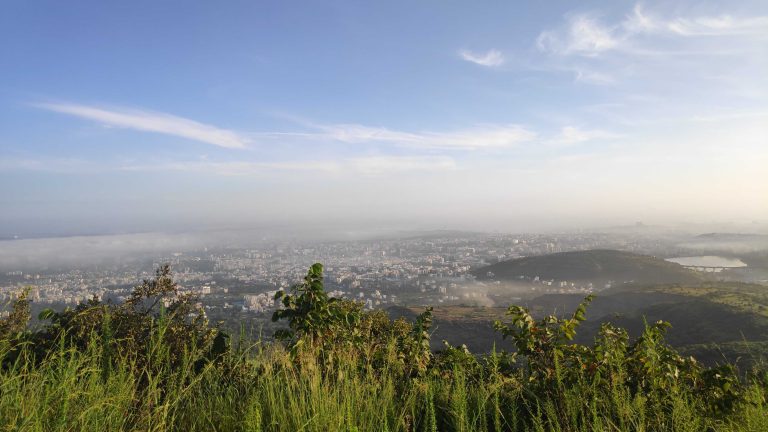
[1,333,767,432]
[641,282,768,317]
[2,264,768,432]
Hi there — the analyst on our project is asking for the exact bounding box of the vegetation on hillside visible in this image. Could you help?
[392,281,768,365]
[1,264,767,431]
[619,282,768,318]
[473,249,704,285]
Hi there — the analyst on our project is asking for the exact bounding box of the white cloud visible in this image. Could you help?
[537,14,620,57]
[551,126,621,146]
[689,111,768,123]
[621,4,658,34]
[459,49,505,67]
[33,101,536,151]
[625,4,768,37]
[120,160,340,175]
[533,2,768,96]
[314,123,536,150]
[348,156,456,175]
[36,102,249,149]
[539,4,768,58]
[572,67,616,85]
[119,156,456,176]
[318,124,422,144]
[0,157,98,173]
[423,125,536,149]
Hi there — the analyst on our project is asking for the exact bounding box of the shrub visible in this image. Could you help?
[24,264,227,375]
[1,262,766,431]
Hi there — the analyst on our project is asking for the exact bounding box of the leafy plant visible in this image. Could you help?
[1,263,765,431]
[31,264,226,374]
[272,263,363,349]
[0,288,30,340]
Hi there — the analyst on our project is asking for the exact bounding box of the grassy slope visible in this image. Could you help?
[473,249,705,285]
[624,282,768,317]
[393,282,768,365]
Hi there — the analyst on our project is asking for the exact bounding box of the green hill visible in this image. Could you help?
[473,249,705,286]
[392,281,768,366]
[606,281,768,317]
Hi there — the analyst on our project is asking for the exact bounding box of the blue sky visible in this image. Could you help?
[1,1,767,236]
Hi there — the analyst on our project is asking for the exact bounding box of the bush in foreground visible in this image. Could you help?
[1,263,766,431]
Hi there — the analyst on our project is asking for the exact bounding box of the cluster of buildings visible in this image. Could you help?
[1,231,677,320]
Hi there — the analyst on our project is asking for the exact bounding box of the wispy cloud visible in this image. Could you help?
[348,156,456,175]
[34,101,535,151]
[36,102,249,149]
[688,110,768,123]
[459,49,505,67]
[538,4,768,58]
[571,67,616,85]
[537,14,619,57]
[532,2,768,93]
[0,157,341,175]
[625,4,768,37]
[120,156,456,176]
[0,157,99,174]
[120,160,340,175]
[310,122,536,150]
[550,126,621,146]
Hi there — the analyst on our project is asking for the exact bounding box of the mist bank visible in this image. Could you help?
[3,223,768,273]
[677,233,768,254]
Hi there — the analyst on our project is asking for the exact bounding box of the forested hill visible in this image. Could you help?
[388,281,768,367]
[472,249,704,286]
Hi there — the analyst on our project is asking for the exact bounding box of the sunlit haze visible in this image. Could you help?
[1,1,767,237]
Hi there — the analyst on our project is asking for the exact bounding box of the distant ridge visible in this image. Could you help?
[696,232,768,239]
[472,249,704,286]
[680,232,768,253]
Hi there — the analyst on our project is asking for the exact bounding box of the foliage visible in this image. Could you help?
[272,263,362,347]
[271,263,434,376]
[0,288,30,340]
[1,263,767,432]
[5,265,227,375]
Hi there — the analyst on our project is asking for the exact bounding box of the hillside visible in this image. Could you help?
[606,282,768,317]
[472,249,704,286]
[390,281,768,366]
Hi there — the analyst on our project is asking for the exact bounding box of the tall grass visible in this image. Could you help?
[1,334,766,432]
[2,264,767,431]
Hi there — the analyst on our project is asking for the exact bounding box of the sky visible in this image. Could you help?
[1,0,767,237]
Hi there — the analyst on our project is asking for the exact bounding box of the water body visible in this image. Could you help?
[666,256,747,268]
